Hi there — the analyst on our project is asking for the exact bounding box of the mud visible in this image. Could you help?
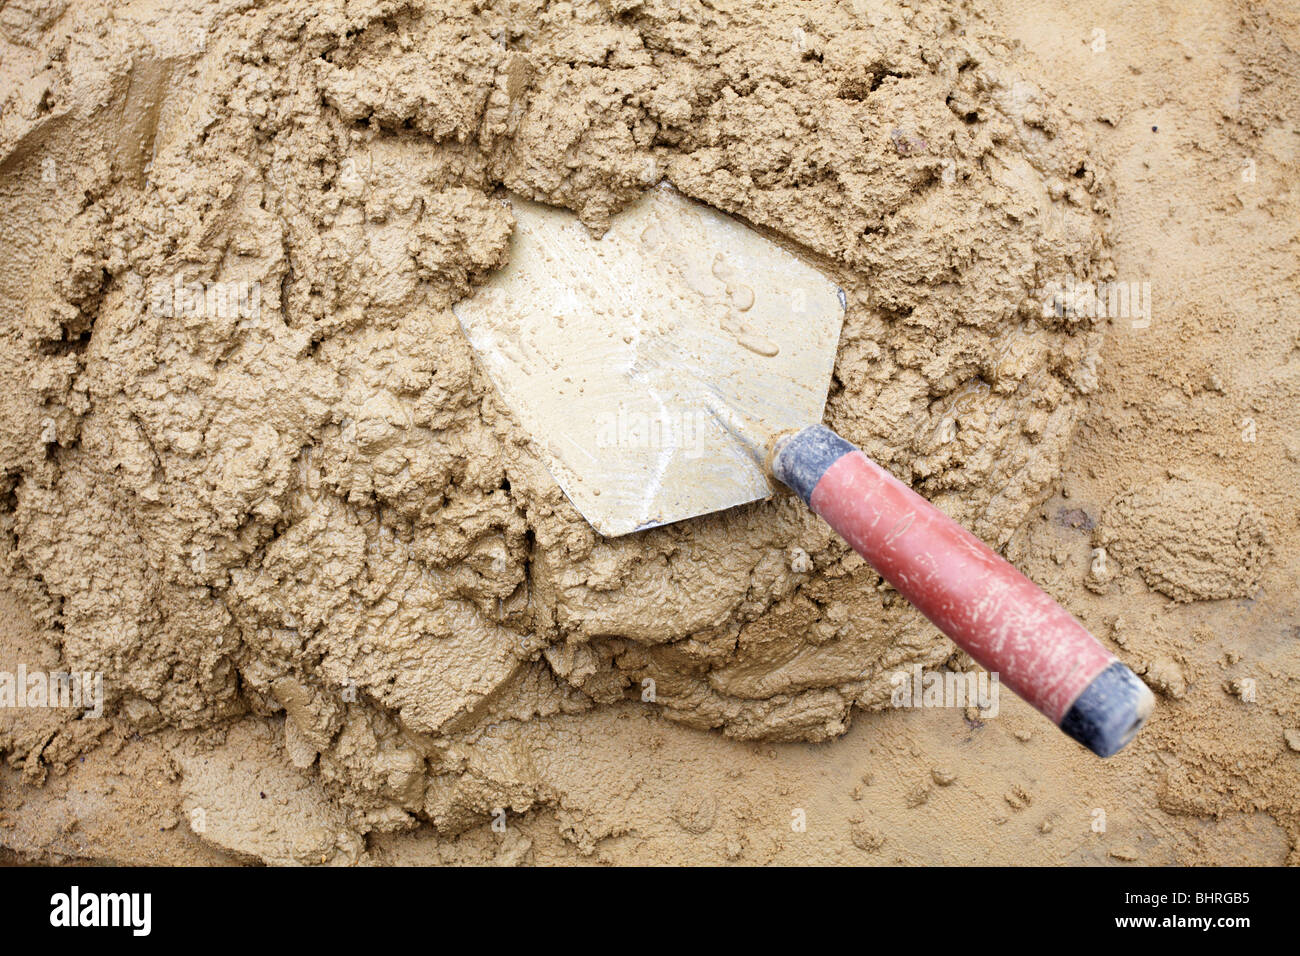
[1,0,1296,866]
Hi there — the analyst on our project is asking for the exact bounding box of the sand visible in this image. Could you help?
[0,0,1296,865]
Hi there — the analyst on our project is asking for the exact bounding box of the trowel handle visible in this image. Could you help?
[770,424,1153,757]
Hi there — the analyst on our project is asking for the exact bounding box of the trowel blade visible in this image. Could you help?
[454,184,846,536]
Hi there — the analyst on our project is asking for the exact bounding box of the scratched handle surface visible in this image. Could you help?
[771,424,1153,757]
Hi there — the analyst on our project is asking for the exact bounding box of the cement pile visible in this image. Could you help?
[0,0,1112,844]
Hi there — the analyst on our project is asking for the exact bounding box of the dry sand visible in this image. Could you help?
[0,0,1296,865]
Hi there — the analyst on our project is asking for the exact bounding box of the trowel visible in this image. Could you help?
[454,184,1154,758]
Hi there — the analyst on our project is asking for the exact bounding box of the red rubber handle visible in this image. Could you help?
[770,425,1151,756]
